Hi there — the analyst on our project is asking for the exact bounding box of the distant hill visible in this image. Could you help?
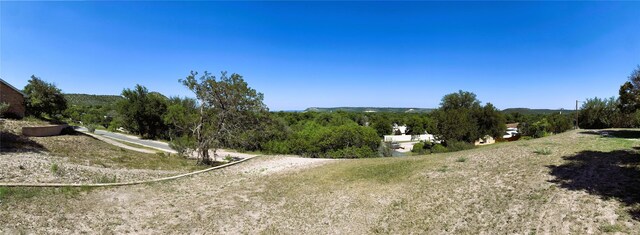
[64,93,123,107]
[304,107,435,113]
[501,108,575,115]
[302,107,573,114]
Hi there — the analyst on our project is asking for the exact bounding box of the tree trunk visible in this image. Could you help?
[200,147,210,165]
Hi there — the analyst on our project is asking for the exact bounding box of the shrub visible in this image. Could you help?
[431,144,448,153]
[0,102,10,117]
[327,146,376,158]
[378,141,392,157]
[224,155,235,162]
[411,142,425,153]
[263,140,292,154]
[50,163,59,175]
[411,141,431,155]
[285,121,379,158]
[169,135,195,158]
[87,125,96,133]
[94,175,117,183]
[445,140,475,152]
[534,147,552,155]
[456,157,468,162]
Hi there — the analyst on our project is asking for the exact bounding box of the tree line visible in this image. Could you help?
[579,65,640,129]
[7,70,590,163]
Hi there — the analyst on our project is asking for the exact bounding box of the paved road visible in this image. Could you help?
[74,127,257,160]
[74,127,175,153]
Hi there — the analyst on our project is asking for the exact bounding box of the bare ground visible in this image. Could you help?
[0,151,181,184]
[1,119,205,184]
[1,130,640,234]
[0,156,335,234]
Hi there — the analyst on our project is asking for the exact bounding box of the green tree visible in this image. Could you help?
[434,91,505,143]
[117,85,169,139]
[23,75,67,119]
[434,91,481,142]
[434,108,478,143]
[475,103,506,138]
[619,65,640,111]
[404,114,435,135]
[371,114,392,137]
[180,71,267,164]
[546,113,573,134]
[440,90,481,110]
[579,97,618,129]
[163,97,199,157]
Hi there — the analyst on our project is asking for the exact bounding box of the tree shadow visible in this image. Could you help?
[0,131,46,153]
[548,150,640,220]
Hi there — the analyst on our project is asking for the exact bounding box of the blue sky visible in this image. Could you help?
[1,2,639,111]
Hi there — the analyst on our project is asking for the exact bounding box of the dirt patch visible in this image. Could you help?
[0,151,181,184]
[234,155,335,175]
[0,155,333,234]
[1,130,639,233]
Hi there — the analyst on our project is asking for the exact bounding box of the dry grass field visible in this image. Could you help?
[0,119,206,184]
[1,127,640,234]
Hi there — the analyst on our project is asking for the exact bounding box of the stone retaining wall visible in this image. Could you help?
[22,124,69,137]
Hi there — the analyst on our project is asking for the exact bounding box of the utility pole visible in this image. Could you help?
[575,100,579,129]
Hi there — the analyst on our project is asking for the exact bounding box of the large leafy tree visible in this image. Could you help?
[117,85,168,139]
[24,75,67,118]
[579,97,619,129]
[180,71,267,164]
[619,65,640,114]
[475,103,506,138]
[434,90,506,143]
[370,114,392,137]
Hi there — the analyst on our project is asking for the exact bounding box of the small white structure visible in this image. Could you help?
[392,124,407,135]
[384,133,436,142]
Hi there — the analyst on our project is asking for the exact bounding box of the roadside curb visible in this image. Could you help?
[0,156,257,188]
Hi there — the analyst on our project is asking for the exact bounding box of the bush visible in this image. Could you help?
[444,140,475,152]
[0,102,10,117]
[87,125,96,133]
[431,144,448,153]
[285,121,380,158]
[411,142,425,153]
[534,147,552,155]
[263,140,292,154]
[169,135,195,158]
[327,146,376,158]
[411,141,431,155]
[579,97,618,129]
[378,141,393,157]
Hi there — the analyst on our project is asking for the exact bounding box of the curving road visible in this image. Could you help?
[74,127,176,153]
